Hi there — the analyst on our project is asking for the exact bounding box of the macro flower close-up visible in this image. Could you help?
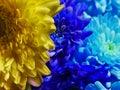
[84,13,120,66]
[1,0,120,90]
[38,0,120,89]
[0,0,63,90]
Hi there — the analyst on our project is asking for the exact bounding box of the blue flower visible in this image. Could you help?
[40,63,111,90]
[49,0,92,69]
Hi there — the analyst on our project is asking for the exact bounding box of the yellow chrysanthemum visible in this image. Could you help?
[0,0,63,90]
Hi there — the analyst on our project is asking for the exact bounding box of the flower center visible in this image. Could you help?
[0,5,19,52]
[0,5,17,41]
[107,42,115,51]
[0,17,6,37]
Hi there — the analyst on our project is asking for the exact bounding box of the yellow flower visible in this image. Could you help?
[0,0,63,90]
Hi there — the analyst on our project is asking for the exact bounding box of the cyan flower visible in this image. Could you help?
[84,13,120,66]
[83,13,120,88]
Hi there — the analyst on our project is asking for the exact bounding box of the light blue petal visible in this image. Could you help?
[111,81,120,90]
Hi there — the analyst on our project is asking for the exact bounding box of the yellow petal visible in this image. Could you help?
[4,72,10,81]
[35,6,50,15]
[18,64,24,72]
[25,58,35,70]
[37,64,51,75]
[26,69,37,77]
[11,63,21,84]
[19,75,27,88]
[0,56,5,71]
[39,51,50,62]
[5,58,14,67]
